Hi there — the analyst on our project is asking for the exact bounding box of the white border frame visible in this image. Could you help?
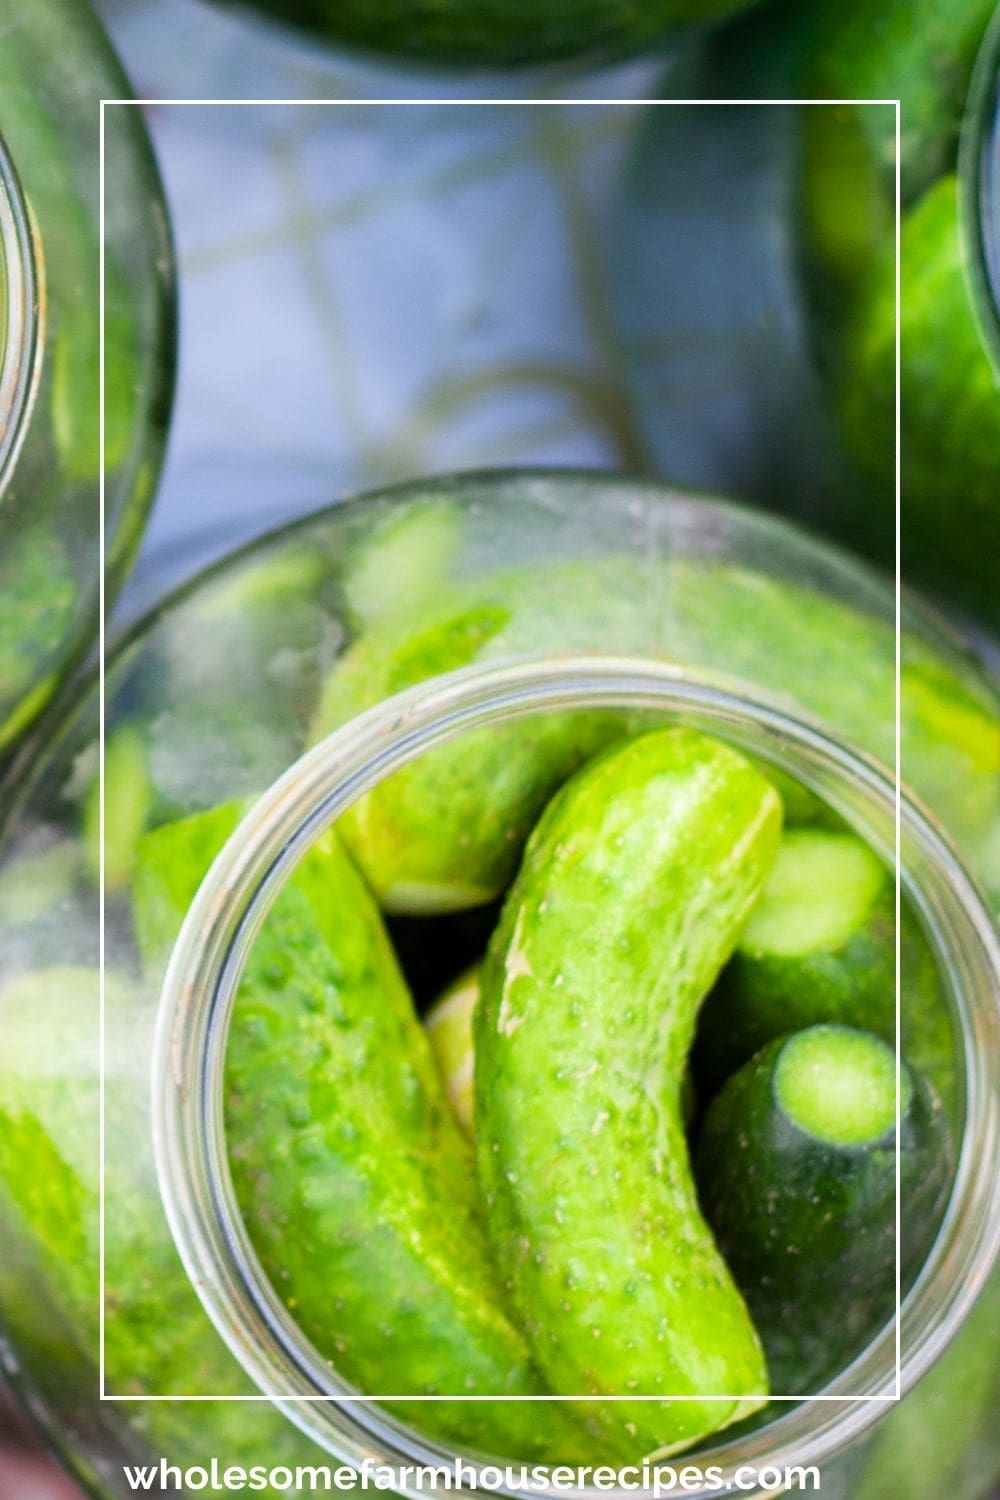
[97,90,905,1404]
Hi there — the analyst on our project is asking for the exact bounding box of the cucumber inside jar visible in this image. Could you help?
[205,0,769,72]
[607,0,1000,634]
[0,0,174,758]
[0,475,993,1492]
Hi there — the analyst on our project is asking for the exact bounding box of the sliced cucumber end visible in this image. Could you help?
[776,1024,900,1146]
[743,829,887,957]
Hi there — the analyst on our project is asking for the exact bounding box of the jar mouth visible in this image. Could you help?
[0,130,42,498]
[151,656,1000,1498]
[962,4,1000,376]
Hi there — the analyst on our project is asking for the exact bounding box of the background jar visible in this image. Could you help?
[0,471,996,1498]
[0,0,175,762]
[607,0,1000,644]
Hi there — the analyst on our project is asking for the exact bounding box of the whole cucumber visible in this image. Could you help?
[695,1025,951,1395]
[311,559,646,913]
[134,803,597,1462]
[475,728,782,1458]
[697,828,954,1108]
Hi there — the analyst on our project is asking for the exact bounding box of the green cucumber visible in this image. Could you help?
[342,496,462,632]
[102,544,341,832]
[134,804,597,1462]
[239,0,760,70]
[82,726,153,891]
[311,560,648,913]
[697,829,954,1106]
[426,966,480,1136]
[475,728,782,1458]
[835,174,1000,629]
[428,964,699,1139]
[0,967,334,1483]
[311,543,999,916]
[695,1026,951,1395]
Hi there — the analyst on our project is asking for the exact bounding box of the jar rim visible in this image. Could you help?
[151,654,1000,1499]
[962,3,1000,376]
[0,129,42,499]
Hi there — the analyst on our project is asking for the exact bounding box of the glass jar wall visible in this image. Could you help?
[608,0,1000,640]
[210,0,763,72]
[0,473,996,1498]
[0,0,175,760]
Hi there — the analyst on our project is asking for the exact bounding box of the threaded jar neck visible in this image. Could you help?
[152,656,1000,1500]
[0,131,41,499]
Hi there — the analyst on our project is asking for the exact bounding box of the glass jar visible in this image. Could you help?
[607,0,1000,640]
[209,0,764,72]
[0,471,996,1499]
[0,0,175,759]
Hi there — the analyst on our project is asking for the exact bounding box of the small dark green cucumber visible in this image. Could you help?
[695,1024,951,1395]
[696,828,954,1107]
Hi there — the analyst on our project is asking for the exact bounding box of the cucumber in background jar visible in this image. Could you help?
[0,0,174,758]
[608,0,1000,635]
[212,0,769,72]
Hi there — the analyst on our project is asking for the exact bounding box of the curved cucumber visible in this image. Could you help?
[475,728,782,1458]
[134,804,596,1462]
[695,1026,951,1395]
[697,829,954,1106]
[428,965,699,1140]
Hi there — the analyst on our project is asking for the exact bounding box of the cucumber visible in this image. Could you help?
[696,828,955,1107]
[835,174,1000,631]
[82,726,153,891]
[311,560,647,913]
[342,496,462,633]
[475,728,782,1458]
[312,543,999,917]
[695,1026,951,1395]
[134,804,598,1462]
[428,964,699,1139]
[0,967,335,1483]
[100,543,341,833]
[426,966,480,1136]
[239,0,760,70]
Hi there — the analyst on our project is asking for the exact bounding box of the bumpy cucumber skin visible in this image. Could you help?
[475,729,782,1458]
[835,175,1000,629]
[0,967,332,1488]
[135,804,597,1462]
[697,831,955,1109]
[695,1029,951,1395]
[311,560,646,913]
